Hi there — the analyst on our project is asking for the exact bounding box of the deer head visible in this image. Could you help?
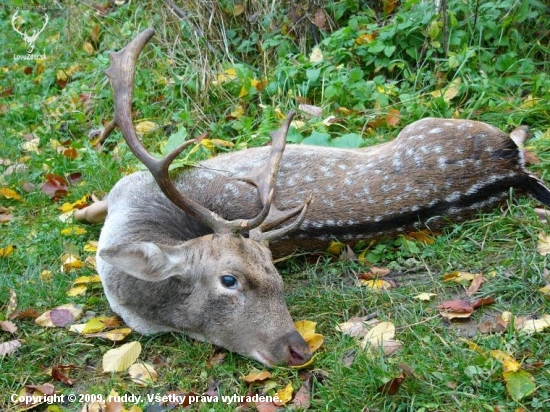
[97,28,312,366]
[11,11,49,54]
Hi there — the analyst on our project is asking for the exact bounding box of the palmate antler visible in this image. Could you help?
[102,28,309,238]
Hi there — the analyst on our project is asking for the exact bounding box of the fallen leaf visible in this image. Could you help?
[311,8,327,30]
[537,233,550,255]
[135,121,159,135]
[51,364,77,385]
[294,320,324,352]
[61,253,85,272]
[290,380,311,408]
[0,245,14,257]
[41,174,68,200]
[207,352,226,368]
[520,313,550,333]
[442,271,478,284]
[243,370,272,383]
[413,292,437,301]
[358,267,391,279]
[128,362,157,386]
[83,241,99,253]
[35,303,83,327]
[386,109,400,127]
[357,279,392,290]
[0,320,18,334]
[466,273,484,296]
[336,315,379,338]
[82,317,108,334]
[299,104,322,118]
[274,383,293,406]
[102,341,142,372]
[490,350,521,372]
[361,321,402,355]
[503,370,537,401]
[377,373,406,395]
[471,296,495,309]
[84,327,132,341]
[0,339,21,356]
[0,187,22,201]
[437,300,474,320]
[6,288,17,317]
[66,285,88,297]
[309,47,323,63]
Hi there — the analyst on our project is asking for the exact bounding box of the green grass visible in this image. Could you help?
[1,1,550,411]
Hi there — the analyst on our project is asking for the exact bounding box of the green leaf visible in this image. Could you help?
[306,68,321,82]
[332,133,364,148]
[503,370,537,401]
[302,131,332,147]
[163,127,188,155]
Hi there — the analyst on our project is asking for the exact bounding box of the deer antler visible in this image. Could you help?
[103,28,309,236]
[11,11,24,37]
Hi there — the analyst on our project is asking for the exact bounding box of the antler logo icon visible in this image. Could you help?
[11,11,49,54]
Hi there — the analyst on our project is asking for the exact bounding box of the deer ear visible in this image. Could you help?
[99,242,187,282]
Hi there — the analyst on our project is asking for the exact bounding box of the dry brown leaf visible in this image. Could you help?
[0,320,17,334]
[0,339,22,356]
[336,316,379,338]
[128,362,158,386]
[466,273,485,296]
[377,373,406,395]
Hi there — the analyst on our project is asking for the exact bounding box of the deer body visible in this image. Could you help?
[115,117,548,257]
[95,29,550,367]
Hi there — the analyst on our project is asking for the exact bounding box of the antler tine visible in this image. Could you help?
[11,11,23,36]
[250,194,312,244]
[103,28,276,234]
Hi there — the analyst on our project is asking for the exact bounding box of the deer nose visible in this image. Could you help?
[284,331,312,366]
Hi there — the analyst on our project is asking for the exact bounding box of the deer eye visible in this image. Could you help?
[220,275,237,289]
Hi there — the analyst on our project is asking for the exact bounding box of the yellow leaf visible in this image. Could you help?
[238,84,248,98]
[230,104,245,119]
[216,68,237,84]
[327,241,343,255]
[357,279,392,290]
[59,195,88,212]
[0,187,22,201]
[490,350,521,372]
[537,233,550,256]
[83,241,99,253]
[459,338,486,355]
[82,317,107,334]
[539,284,550,297]
[414,292,437,301]
[40,270,53,281]
[0,245,14,257]
[61,253,85,273]
[207,139,234,148]
[520,95,541,109]
[73,275,101,285]
[443,77,462,102]
[60,226,87,236]
[442,271,477,284]
[85,327,133,341]
[135,121,159,135]
[295,320,324,353]
[355,33,376,45]
[66,285,87,297]
[128,363,158,387]
[361,321,402,355]
[243,370,272,383]
[83,41,95,54]
[102,341,142,372]
[309,47,323,63]
[274,383,293,406]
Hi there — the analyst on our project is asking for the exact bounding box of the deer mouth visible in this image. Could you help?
[250,350,275,367]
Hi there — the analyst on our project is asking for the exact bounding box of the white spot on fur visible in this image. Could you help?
[429,127,443,134]
[438,157,447,170]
